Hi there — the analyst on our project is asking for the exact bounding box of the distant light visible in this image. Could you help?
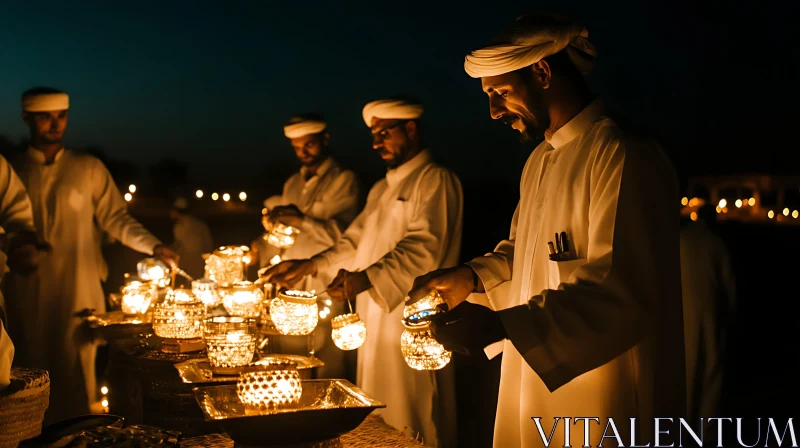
[690,212,698,221]
[325,299,332,306]
[101,386,108,395]
[101,399,109,408]
[128,184,136,194]
[212,193,219,201]
[196,190,204,199]
[768,210,775,219]
[681,197,688,206]
[783,208,790,216]
[239,192,247,201]
[718,199,727,208]
[124,193,132,202]
[270,255,282,266]
[735,199,742,208]
[794,210,799,219]
[716,206,722,213]
[222,193,231,202]
[748,197,755,206]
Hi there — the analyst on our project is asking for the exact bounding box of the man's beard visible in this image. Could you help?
[38,134,63,145]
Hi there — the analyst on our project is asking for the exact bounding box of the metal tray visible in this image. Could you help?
[175,355,324,385]
[193,380,385,447]
[84,310,153,341]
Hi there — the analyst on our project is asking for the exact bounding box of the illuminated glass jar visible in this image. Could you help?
[220,281,264,318]
[266,222,300,249]
[237,361,302,410]
[153,289,206,339]
[400,291,451,370]
[120,281,154,315]
[192,278,221,308]
[204,317,257,369]
[270,290,318,336]
[331,313,367,351]
[204,246,246,285]
[137,258,172,288]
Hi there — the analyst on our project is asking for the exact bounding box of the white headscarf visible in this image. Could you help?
[22,92,70,112]
[362,99,424,127]
[464,12,596,78]
[284,117,327,139]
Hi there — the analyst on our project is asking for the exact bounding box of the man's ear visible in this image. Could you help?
[322,132,330,147]
[530,60,553,90]
[21,111,31,126]
[403,120,418,139]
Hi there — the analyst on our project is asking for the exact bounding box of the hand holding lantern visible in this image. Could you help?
[400,290,452,371]
[406,265,481,310]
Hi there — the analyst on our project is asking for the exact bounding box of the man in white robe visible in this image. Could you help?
[170,196,214,280]
[3,87,179,425]
[265,98,462,448]
[260,114,361,378]
[680,204,735,430]
[408,13,686,448]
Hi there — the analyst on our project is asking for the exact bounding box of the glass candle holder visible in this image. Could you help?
[137,258,172,288]
[237,361,302,410]
[204,246,245,285]
[270,290,318,336]
[120,282,154,315]
[220,282,265,318]
[404,290,447,320]
[192,278,221,308]
[153,289,206,339]
[266,223,300,249]
[204,317,257,369]
[331,313,367,351]
[400,298,451,371]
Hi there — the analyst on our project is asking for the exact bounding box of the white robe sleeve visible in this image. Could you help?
[311,196,371,275]
[0,317,13,390]
[465,203,519,290]
[0,155,35,233]
[496,135,681,392]
[91,158,161,255]
[364,168,463,313]
[299,170,360,250]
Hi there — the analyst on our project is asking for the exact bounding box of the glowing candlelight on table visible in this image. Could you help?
[400,291,451,371]
[205,246,246,285]
[120,282,153,315]
[266,222,300,249]
[192,278,221,308]
[220,282,264,318]
[153,289,205,339]
[237,361,302,410]
[270,290,318,336]
[137,258,171,288]
[204,317,257,369]
[331,313,367,351]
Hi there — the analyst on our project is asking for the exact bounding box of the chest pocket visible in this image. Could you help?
[67,188,88,211]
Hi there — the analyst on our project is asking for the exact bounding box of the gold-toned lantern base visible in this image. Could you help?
[161,337,205,353]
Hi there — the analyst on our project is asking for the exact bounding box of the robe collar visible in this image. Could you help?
[385,149,432,188]
[546,98,605,149]
[300,156,336,181]
[26,146,66,165]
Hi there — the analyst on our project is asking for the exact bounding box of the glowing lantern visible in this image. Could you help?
[192,278,221,308]
[153,289,205,340]
[204,317,257,369]
[120,282,153,315]
[270,290,318,336]
[267,222,300,249]
[400,291,451,371]
[237,361,302,410]
[331,313,367,351]
[220,281,265,318]
[205,246,246,285]
[137,258,171,288]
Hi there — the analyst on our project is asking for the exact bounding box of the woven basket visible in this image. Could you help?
[0,367,50,448]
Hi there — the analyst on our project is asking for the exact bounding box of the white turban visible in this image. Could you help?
[283,117,327,139]
[464,13,596,78]
[22,92,69,112]
[362,99,424,127]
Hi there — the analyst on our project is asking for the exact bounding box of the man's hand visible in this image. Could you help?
[407,265,482,309]
[262,259,316,288]
[430,302,506,358]
[153,244,180,268]
[327,269,371,302]
[269,204,305,228]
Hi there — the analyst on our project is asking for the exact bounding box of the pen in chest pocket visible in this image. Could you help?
[560,232,570,259]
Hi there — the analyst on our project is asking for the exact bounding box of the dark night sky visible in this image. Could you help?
[0,0,797,190]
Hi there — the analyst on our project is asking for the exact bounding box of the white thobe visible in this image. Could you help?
[467,100,686,448]
[4,147,162,425]
[313,150,462,448]
[680,221,735,425]
[172,214,214,280]
[0,243,13,390]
